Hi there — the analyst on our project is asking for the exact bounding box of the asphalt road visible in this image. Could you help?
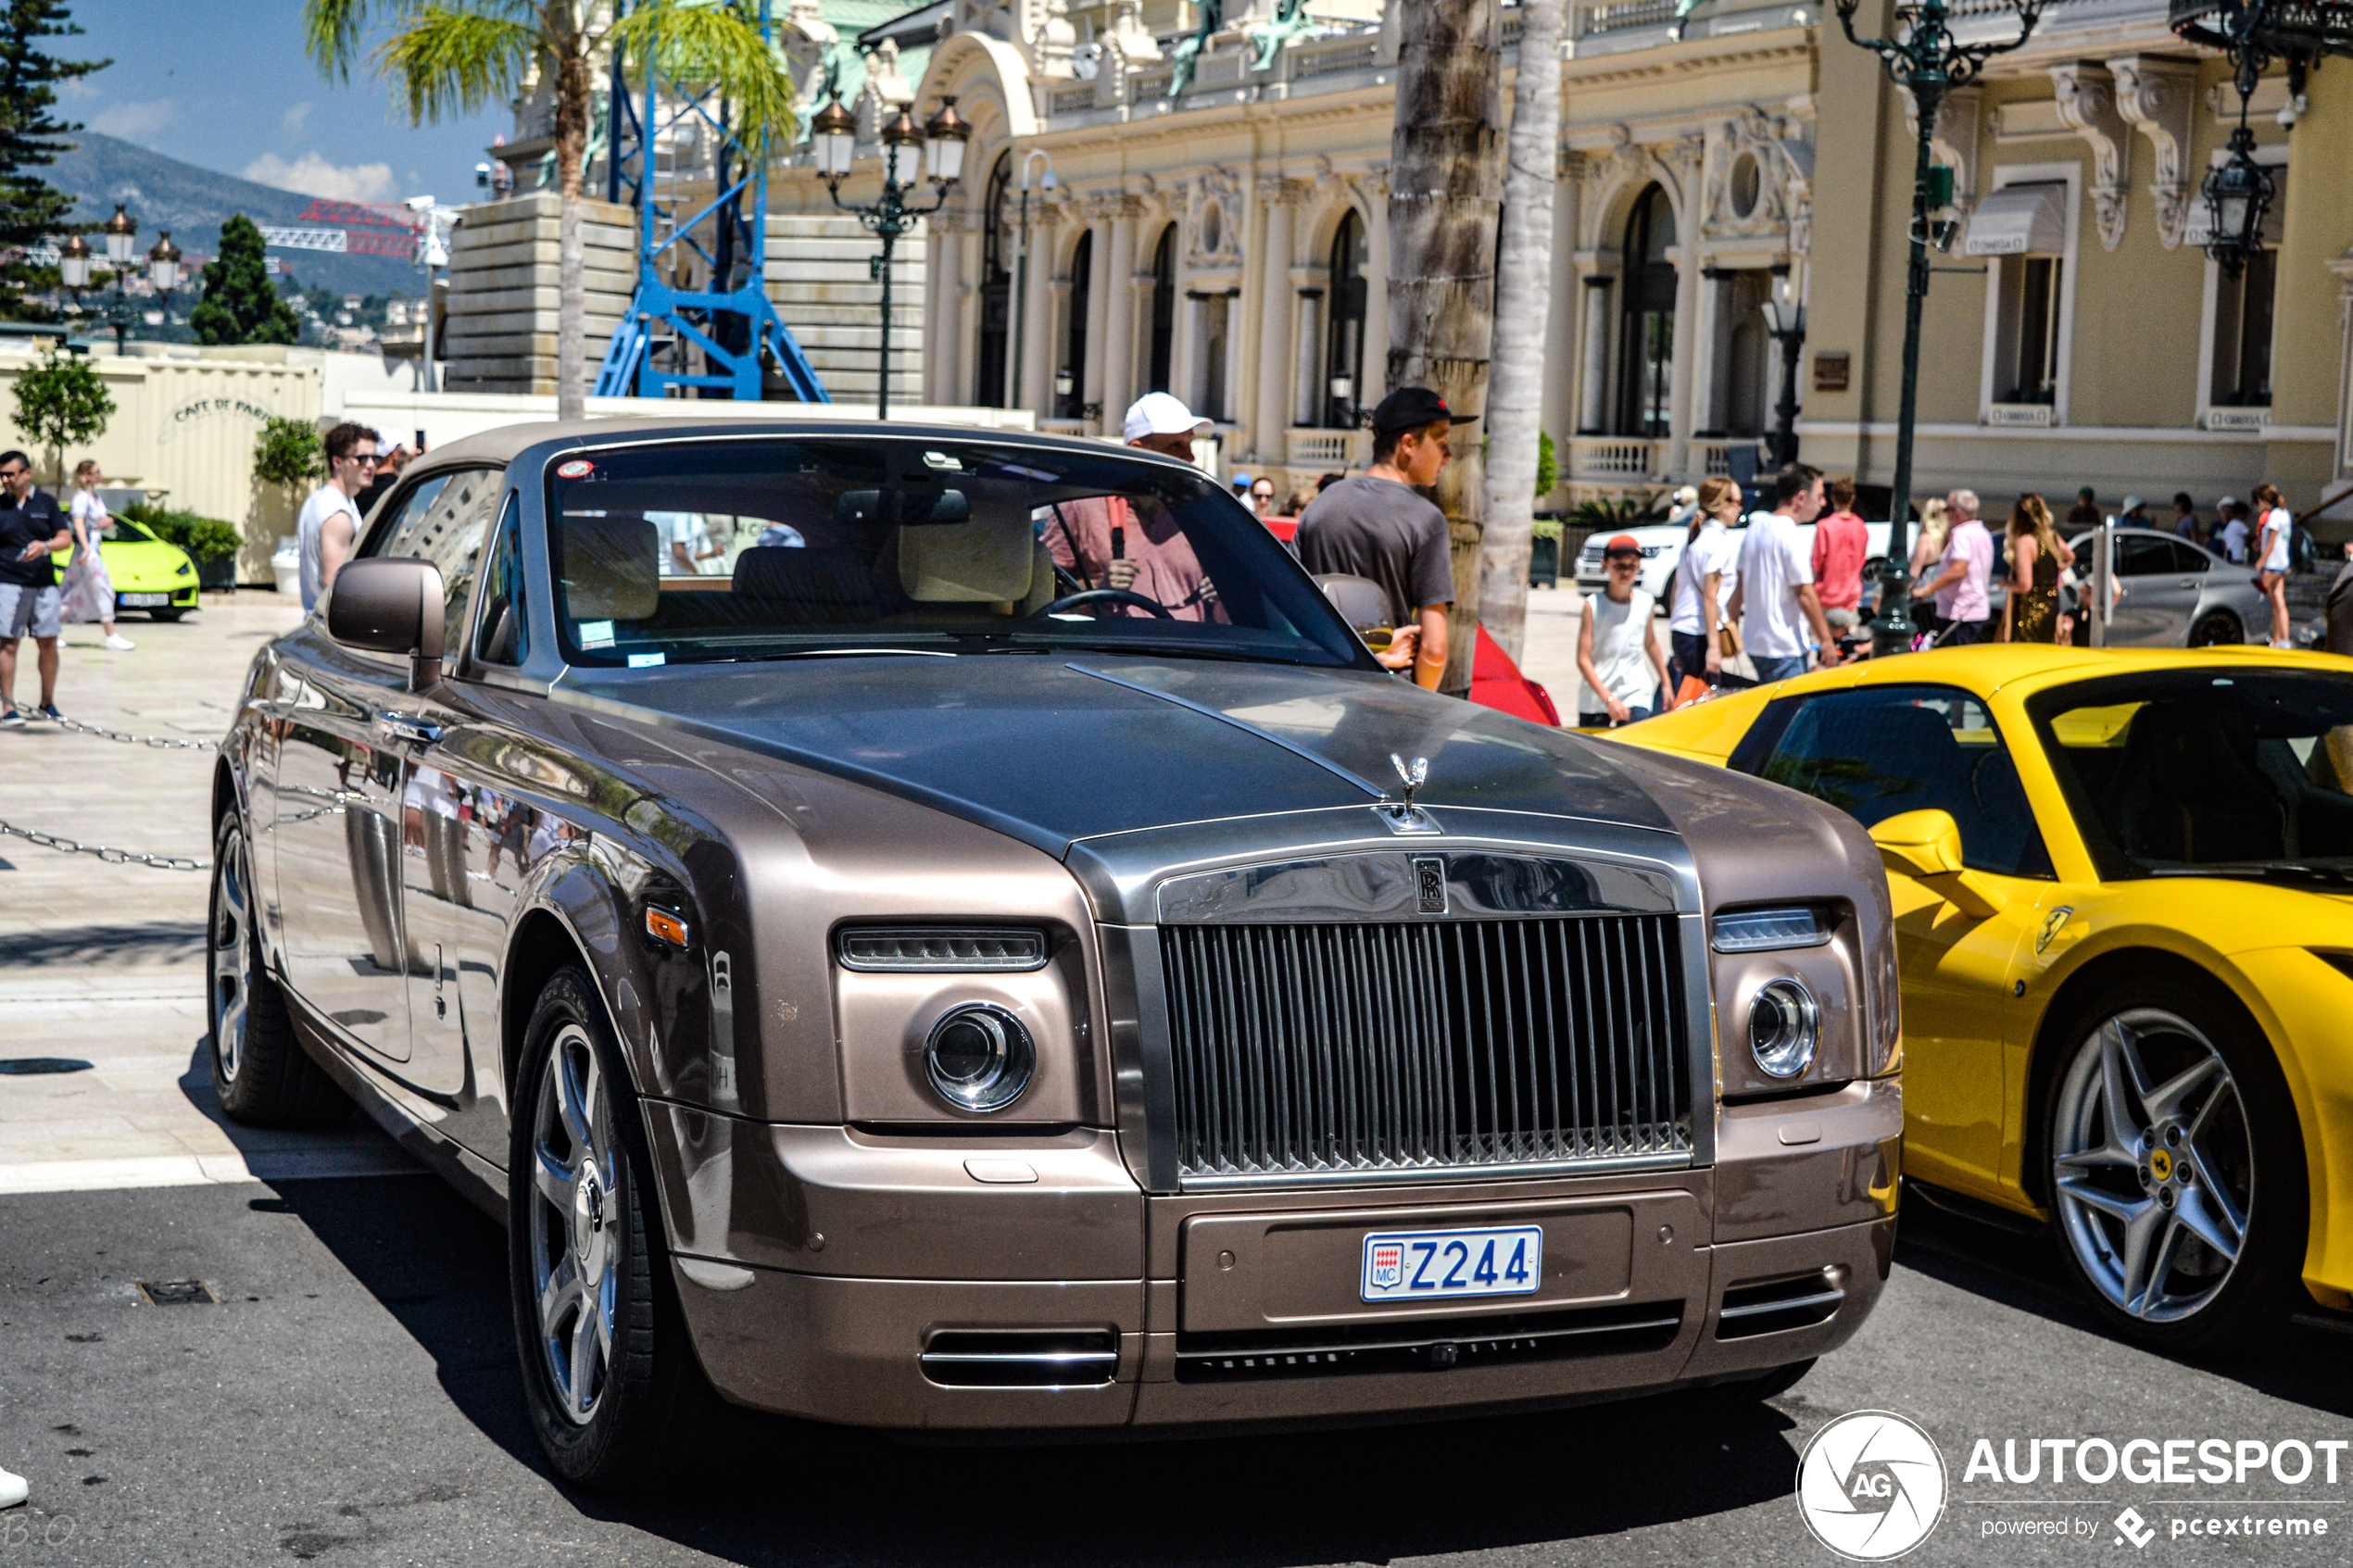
[4,1173,2351,1568]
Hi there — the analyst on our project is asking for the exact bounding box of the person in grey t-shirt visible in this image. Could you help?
[1295,386,1472,691]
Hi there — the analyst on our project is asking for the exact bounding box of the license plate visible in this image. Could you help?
[121,593,169,606]
[1361,1225,1542,1303]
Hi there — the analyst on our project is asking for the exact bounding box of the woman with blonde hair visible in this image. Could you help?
[62,458,132,651]
[1666,474,1743,693]
[2252,482,2293,647]
[1906,497,1950,640]
[1999,493,2070,643]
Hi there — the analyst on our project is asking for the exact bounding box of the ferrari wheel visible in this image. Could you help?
[2045,982,2303,1350]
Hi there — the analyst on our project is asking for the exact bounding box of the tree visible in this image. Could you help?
[253,416,324,508]
[0,1,106,321]
[1476,0,1564,663]
[11,342,110,483]
[305,0,798,420]
[1387,0,1503,693]
[191,215,304,345]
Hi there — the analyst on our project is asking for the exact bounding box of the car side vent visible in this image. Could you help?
[918,1329,1119,1388]
[1717,1270,1844,1339]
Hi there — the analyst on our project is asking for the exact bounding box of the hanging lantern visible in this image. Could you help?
[2200,127,2274,280]
[811,95,857,181]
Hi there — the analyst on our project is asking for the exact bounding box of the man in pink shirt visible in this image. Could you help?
[1809,473,1869,638]
[1912,487,1994,645]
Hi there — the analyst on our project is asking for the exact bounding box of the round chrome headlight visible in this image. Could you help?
[1748,978,1819,1079]
[924,1004,1036,1112]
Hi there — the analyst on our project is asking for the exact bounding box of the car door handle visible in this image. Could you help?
[2180,579,2196,589]
[374,711,444,745]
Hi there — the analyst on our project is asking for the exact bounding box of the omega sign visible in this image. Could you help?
[159,395,285,445]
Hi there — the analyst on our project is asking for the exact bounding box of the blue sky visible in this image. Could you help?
[69,0,509,206]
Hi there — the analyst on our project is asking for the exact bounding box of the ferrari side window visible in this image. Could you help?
[1738,684,2054,878]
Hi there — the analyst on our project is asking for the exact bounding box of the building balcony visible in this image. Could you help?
[1286,427,1369,470]
[1567,434,1670,482]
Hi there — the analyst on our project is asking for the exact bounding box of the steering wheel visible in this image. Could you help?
[1034,588,1175,620]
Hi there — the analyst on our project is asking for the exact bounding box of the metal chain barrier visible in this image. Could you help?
[50,715,220,750]
[0,820,209,872]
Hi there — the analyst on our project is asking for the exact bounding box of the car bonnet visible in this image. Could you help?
[555,655,1674,859]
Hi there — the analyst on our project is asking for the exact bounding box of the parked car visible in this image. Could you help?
[210,419,1900,1485]
[1574,495,1906,606]
[50,514,200,621]
[1610,644,2353,1348]
[1982,529,2263,646]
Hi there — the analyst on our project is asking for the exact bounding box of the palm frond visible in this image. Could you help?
[609,0,799,161]
[302,0,380,82]
[373,5,537,126]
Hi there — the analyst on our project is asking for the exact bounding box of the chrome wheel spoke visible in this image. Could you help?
[2117,1202,2171,1313]
[2144,1054,2221,1128]
[2054,1143,2136,1171]
[2174,1183,2244,1263]
[2098,1020,2152,1139]
[556,1047,596,1150]
[533,1145,575,1213]
[2130,1216,2191,1316]
[567,1298,603,1415]
[2056,1174,2151,1225]
[538,1254,583,1341]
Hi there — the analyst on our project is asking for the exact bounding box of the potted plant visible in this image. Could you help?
[125,504,245,590]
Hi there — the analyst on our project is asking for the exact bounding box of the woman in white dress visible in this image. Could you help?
[2252,482,2293,648]
[62,459,133,651]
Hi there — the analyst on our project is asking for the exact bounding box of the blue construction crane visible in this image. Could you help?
[594,0,828,402]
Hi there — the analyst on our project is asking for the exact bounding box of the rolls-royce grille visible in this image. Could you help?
[1161,915,1692,1180]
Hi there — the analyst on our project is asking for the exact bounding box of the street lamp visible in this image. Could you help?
[815,94,969,420]
[1012,148,1057,416]
[1758,270,1806,469]
[66,205,182,352]
[1831,0,2048,658]
[2172,0,2353,272]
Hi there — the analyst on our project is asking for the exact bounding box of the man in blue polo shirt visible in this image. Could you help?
[0,447,70,728]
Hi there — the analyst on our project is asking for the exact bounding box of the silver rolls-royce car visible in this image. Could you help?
[209,419,1902,1486]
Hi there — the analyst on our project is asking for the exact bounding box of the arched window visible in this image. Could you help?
[975,152,1013,408]
[1147,226,1176,394]
[1063,230,1093,418]
[1617,183,1677,439]
[1324,208,1368,429]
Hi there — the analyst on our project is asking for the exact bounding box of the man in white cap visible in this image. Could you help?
[1041,393,1225,621]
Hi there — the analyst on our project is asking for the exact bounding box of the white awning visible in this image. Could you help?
[2183,165,2287,246]
[1961,182,2068,257]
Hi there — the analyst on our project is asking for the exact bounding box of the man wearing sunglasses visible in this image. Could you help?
[0,448,69,728]
[296,422,380,612]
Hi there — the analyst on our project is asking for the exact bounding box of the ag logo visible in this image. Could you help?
[1795,1410,1947,1561]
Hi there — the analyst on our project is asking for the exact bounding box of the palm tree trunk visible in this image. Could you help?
[1387,0,1503,695]
[1478,0,1564,665]
[553,26,593,421]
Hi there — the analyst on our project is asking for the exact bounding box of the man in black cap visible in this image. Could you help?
[1295,386,1473,691]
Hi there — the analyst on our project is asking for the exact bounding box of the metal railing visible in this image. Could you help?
[1578,0,1680,35]
[1568,435,1663,477]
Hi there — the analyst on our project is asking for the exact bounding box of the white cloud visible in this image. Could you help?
[90,98,177,141]
[281,102,314,136]
[242,151,398,204]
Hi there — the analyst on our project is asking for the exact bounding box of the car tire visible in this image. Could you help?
[208,809,349,1127]
[2042,975,2306,1353]
[509,965,711,1490]
[149,608,186,622]
[2188,610,2241,647]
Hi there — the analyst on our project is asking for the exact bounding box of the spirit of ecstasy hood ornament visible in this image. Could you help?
[1379,754,1440,835]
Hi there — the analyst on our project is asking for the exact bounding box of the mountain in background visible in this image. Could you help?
[50,132,436,299]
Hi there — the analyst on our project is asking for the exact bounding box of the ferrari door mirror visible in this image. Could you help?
[327,557,447,689]
[1869,809,2004,918]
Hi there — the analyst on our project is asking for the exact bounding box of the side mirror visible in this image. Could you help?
[1869,809,2004,918]
[327,556,446,689]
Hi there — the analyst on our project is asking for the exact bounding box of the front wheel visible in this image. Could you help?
[510,966,710,1489]
[2045,980,2305,1351]
[208,810,347,1127]
[2188,610,2242,647]
[148,608,186,622]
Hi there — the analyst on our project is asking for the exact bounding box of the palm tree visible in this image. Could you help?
[1477,0,1564,664]
[1387,0,1503,692]
[304,1,798,420]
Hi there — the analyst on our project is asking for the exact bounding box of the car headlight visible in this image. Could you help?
[925,1003,1036,1111]
[1712,906,1830,953]
[1748,978,1819,1079]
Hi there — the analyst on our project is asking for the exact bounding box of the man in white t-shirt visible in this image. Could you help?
[1729,463,1838,684]
[1667,480,1741,692]
[296,422,380,612]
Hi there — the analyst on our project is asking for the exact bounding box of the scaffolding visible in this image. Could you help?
[592,1,828,402]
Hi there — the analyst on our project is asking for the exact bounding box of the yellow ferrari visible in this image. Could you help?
[1611,645,2353,1348]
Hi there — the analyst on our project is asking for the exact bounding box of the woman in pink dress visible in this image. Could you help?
[63,459,132,650]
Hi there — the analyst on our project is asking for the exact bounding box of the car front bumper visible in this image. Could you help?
[653,1077,1901,1430]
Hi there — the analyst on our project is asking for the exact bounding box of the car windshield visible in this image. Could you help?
[108,518,156,543]
[2029,669,2353,881]
[544,435,1367,670]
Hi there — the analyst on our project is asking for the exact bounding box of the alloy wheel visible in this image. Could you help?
[208,824,252,1084]
[528,1022,621,1425]
[2050,1008,2253,1323]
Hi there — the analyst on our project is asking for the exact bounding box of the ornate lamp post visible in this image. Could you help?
[2171,0,2353,277]
[1831,0,2048,657]
[814,94,969,420]
[1759,270,1806,469]
[62,206,184,351]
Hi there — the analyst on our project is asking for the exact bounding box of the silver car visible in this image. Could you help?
[1983,529,2265,646]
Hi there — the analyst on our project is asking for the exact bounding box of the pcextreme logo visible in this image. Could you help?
[1797,1411,1950,1561]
